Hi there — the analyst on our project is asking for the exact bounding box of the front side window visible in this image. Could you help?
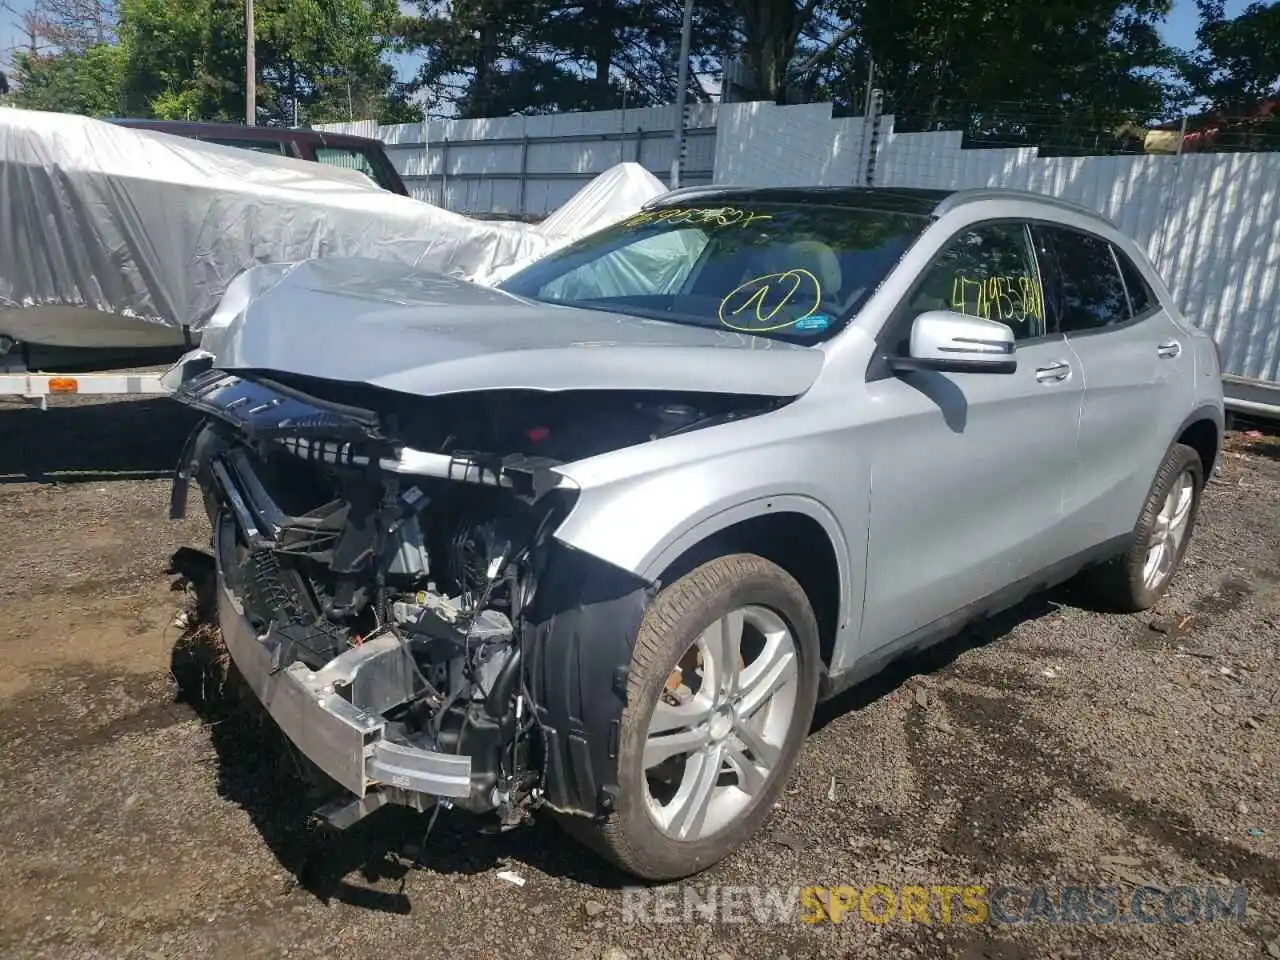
[902,222,1048,342]
[1041,226,1131,332]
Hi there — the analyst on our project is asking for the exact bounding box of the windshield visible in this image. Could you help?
[498,202,930,343]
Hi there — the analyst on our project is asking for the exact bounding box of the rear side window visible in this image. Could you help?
[1041,227,1130,332]
[1112,248,1158,317]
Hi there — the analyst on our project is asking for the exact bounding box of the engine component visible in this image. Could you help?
[422,494,528,601]
[385,514,431,579]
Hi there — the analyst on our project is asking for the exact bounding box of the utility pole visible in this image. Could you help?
[245,0,255,125]
[669,0,693,189]
[619,75,629,165]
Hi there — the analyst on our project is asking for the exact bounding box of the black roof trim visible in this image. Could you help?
[643,184,1122,229]
[644,185,956,216]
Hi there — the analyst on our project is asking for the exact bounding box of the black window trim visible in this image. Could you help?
[866,217,1063,383]
[1034,221,1163,339]
[1109,242,1163,325]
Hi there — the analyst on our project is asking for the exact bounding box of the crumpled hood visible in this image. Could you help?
[210,257,825,398]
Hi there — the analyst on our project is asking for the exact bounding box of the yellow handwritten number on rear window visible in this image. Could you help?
[718,269,823,333]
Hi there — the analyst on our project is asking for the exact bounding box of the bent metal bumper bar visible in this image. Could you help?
[212,516,473,805]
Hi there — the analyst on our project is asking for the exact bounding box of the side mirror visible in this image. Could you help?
[888,310,1017,375]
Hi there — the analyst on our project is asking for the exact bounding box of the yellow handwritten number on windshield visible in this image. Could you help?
[718,269,823,333]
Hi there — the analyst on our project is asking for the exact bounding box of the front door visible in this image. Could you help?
[858,220,1085,652]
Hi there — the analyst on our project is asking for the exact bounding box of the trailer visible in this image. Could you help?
[1223,375,1280,425]
[0,358,168,410]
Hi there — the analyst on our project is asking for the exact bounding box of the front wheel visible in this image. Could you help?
[1082,442,1204,612]
[570,553,821,881]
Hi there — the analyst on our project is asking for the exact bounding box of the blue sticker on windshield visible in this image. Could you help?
[793,313,831,332]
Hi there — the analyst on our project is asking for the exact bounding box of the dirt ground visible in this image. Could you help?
[0,394,1277,960]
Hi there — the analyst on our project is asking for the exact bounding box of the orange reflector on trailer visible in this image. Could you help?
[48,377,79,394]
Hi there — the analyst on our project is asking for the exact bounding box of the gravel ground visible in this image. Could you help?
[1,394,1277,960]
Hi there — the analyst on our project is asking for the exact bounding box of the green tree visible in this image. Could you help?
[9,44,126,115]
[400,0,731,116]
[825,0,1181,151]
[257,0,417,123]
[113,0,419,123]
[1182,0,1280,109]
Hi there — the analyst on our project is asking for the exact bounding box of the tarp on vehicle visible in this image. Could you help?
[0,108,665,347]
[475,162,670,286]
[536,162,667,239]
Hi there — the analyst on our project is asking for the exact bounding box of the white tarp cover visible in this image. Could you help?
[0,108,606,342]
[462,162,669,286]
[536,162,666,239]
[186,163,671,363]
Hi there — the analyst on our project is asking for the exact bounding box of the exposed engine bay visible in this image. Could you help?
[170,366,782,830]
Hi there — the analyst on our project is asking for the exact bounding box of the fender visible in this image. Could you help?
[1169,403,1225,476]
[639,492,856,623]
[555,485,863,670]
[530,493,858,818]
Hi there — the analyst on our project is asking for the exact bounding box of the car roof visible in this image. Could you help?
[645,184,1116,230]
[106,118,384,149]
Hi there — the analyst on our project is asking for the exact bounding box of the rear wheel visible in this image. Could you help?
[570,553,820,881]
[1083,442,1204,612]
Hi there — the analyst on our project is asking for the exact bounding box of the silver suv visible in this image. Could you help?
[171,186,1224,881]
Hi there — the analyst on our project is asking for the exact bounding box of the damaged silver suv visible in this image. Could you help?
[170,186,1224,881]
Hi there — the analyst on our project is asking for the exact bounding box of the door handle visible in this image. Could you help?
[1157,340,1182,359]
[1035,360,1071,383]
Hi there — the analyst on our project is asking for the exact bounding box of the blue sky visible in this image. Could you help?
[0,0,1258,90]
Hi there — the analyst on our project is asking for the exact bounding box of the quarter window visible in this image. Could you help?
[1112,247,1158,317]
[1042,227,1131,331]
[904,222,1048,341]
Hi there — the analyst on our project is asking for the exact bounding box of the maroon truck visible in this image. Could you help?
[109,118,409,196]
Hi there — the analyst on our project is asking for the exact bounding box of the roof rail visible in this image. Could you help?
[933,187,1117,228]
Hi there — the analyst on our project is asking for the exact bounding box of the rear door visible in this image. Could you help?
[1033,224,1194,551]
[858,220,1086,651]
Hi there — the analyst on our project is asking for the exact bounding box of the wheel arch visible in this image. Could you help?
[1172,407,1223,481]
[1174,407,1223,479]
[639,495,853,671]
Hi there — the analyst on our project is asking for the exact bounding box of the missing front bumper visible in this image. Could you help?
[213,517,472,805]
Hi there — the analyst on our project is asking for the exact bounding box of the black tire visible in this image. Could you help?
[568,553,820,881]
[1082,442,1204,613]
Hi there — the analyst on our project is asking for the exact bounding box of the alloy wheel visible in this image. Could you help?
[1143,468,1195,591]
[642,605,800,842]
